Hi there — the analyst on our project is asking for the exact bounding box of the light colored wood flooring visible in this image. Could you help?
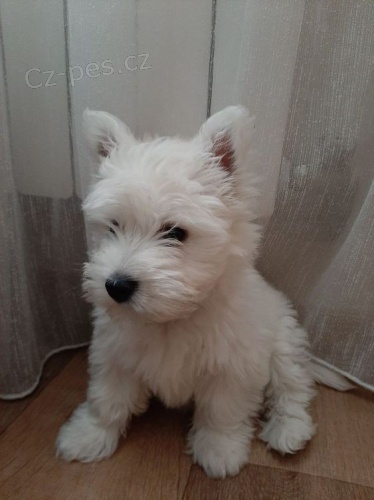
[0,350,373,499]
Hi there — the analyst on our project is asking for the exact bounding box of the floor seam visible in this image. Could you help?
[247,460,374,490]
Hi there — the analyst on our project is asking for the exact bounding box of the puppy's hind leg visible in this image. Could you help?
[259,316,316,454]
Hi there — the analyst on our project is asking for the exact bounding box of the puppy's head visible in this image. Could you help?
[82,106,259,322]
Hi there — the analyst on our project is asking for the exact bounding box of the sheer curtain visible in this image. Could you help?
[1,0,373,398]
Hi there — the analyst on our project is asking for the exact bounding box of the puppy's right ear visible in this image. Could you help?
[83,109,136,162]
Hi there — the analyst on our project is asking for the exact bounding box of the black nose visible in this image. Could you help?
[105,276,138,303]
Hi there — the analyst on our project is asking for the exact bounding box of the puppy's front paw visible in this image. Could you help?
[188,426,250,478]
[259,413,315,454]
[56,402,120,462]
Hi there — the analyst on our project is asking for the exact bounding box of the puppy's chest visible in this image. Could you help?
[129,332,203,407]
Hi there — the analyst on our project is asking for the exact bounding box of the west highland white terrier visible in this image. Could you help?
[56,106,351,478]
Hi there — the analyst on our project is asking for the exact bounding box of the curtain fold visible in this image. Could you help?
[257,0,374,389]
[1,0,373,397]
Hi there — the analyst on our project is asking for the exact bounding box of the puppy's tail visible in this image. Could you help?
[309,360,355,391]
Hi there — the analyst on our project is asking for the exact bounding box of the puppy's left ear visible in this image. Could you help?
[83,109,136,162]
[198,106,254,175]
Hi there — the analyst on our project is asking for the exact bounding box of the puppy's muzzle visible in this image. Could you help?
[105,276,138,303]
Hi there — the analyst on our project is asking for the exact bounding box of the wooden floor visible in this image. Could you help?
[0,350,373,500]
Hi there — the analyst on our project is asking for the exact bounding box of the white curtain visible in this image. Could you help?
[1,0,373,397]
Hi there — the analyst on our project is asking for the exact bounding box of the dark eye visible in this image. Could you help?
[109,220,119,234]
[161,224,187,242]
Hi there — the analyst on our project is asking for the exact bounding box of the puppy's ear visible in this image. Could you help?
[83,109,136,162]
[199,106,254,175]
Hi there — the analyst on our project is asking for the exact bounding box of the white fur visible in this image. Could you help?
[56,106,349,478]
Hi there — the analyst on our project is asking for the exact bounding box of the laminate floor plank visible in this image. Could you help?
[0,350,373,499]
[0,349,81,436]
[183,464,374,500]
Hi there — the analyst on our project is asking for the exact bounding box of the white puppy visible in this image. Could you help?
[56,106,351,478]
